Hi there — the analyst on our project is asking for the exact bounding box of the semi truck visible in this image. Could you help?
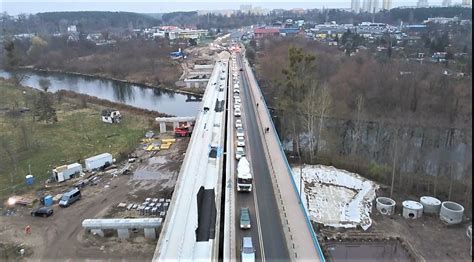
[237,157,253,192]
[85,153,113,171]
[53,163,82,182]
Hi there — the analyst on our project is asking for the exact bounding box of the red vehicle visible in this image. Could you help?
[174,125,193,137]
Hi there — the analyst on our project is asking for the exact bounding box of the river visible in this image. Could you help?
[0,69,202,117]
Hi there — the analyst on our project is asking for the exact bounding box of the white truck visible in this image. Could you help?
[237,157,253,192]
[53,163,82,182]
[85,153,113,171]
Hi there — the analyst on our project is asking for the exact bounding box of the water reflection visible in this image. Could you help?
[0,69,201,117]
[112,81,135,102]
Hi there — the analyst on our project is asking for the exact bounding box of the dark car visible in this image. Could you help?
[240,207,251,229]
[31,206,53,217]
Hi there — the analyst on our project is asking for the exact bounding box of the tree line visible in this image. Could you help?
[1,11,160,35]
[1,7,470,35]
[254,37,472,212]
[2,36,181,87]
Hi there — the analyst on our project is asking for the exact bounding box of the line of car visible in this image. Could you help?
[231,54,256,262]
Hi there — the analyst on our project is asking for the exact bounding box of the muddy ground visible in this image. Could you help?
[0,134,188,261]
[318,206,472,261]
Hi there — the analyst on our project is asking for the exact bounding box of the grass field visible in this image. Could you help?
[0,79,152,199]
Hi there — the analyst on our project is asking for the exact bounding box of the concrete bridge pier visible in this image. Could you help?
[117,228,130,239]
[91,229,104,237]
[144,228,157,239]
[159,122,167,134]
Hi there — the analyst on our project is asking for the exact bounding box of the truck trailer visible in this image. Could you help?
[84,153,113,171]
[53,163,82,182]
[237,157,253,192]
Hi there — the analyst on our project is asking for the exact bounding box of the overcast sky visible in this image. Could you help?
[1,0,465,15]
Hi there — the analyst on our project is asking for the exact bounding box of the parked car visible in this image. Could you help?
[236,127,245,138]
[240,207,251,229]
[31,206,53,217]
[234,108,242,117]
[241,237,256,262]
[59,187,81,207]
[237,136,245,147]
[235,147,245,160]
[235,119,243,129]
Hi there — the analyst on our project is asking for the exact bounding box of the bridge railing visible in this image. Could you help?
[244,57,326,261]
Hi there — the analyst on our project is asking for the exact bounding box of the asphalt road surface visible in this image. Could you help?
[236,55,290,261]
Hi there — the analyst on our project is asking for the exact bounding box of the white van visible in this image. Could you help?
[241,237,255,262]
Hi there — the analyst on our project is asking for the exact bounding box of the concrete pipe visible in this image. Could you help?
[420,196,442,214]
[376,197,396,216]
[402,200,423,219]
[440,201,464,225]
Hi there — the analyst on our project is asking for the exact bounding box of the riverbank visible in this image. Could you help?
[57,90,173,118]
[17,66,205,97]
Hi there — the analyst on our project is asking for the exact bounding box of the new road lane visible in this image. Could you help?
[229,57,262,262]
[237,55,290,261]
[240,50,324,261]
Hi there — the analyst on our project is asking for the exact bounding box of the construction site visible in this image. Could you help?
[0,125,190,260]
[294,165,472,261]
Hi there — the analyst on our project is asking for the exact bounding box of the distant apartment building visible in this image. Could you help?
[442,0,452,7]
[362,0,379,13]
[240,4,252,13]
[252,6,270,15]
[382,0,392,10]
[351,0,361,13]
[290,8,306,15]
[417,0,429,8]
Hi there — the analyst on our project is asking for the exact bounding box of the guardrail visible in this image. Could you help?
[242,55,326,261]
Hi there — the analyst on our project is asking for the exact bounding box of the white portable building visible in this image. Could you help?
[53,163,82,182]
[85,153,113,171]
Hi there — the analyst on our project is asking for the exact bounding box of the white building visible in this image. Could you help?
[417,0,429,7]
[362,0,379,13]
[382,0,392,10]
[462,0,472,6]
[240,4,252,13]
[442,0,452,7]
[67,25,77,33]
[351,0,361,13]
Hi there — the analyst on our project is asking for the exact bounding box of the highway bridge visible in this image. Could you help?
[153,48,325,261]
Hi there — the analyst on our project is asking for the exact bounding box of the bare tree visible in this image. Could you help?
[390,127,399,198]
[351,94,364,155]
[300,82,318,162]
[10,72,28,86]
[314,83,332,157]
[38,78,51,92]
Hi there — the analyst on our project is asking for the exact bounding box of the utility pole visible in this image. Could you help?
[390,131,398,198]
